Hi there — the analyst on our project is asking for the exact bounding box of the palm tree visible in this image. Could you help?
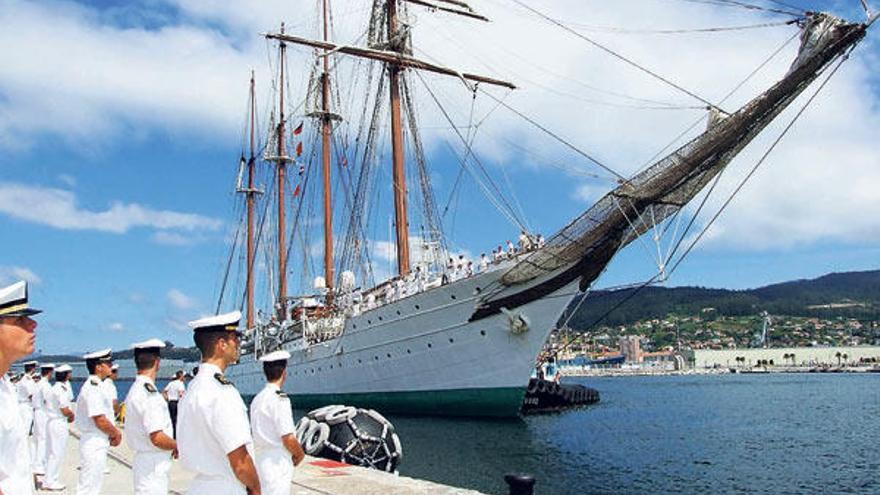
[835,351,842,366]
[842,353,848,367]
[790,353,796,366]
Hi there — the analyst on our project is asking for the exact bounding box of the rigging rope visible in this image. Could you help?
[677,0,803,17]
[415,71,532,232]
[563,19,798,35]
[666,50,853,278]
[507,0,725,111]
[477,88,627,182]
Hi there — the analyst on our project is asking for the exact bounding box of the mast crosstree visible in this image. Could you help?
[265,0,514,278]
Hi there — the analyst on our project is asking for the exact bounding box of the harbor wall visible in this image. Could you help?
[688,346,880,368]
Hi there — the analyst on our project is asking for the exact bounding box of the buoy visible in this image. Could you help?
[296,405,403,473]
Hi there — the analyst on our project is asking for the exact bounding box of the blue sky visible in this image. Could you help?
[2,0,878,354]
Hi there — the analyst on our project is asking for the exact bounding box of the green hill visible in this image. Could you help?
[565,269,880,329]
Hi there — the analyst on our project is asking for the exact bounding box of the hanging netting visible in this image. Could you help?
[501,13,866,288]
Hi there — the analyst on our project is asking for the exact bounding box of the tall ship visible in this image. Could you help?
[219,0,876,416]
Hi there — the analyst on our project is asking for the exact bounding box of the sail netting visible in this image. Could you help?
[501,13,866,287]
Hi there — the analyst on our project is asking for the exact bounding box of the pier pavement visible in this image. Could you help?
[40,428,486,495]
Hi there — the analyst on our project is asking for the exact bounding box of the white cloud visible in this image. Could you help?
[0,266,42,285]
[107,322,125,332]
[57,174,77,188]
[152,231,201,246]
[167,289,197,310]
[0,182,222,234]
[0,0,877,253]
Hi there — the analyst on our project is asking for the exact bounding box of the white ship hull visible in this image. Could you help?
[226,267,579,417]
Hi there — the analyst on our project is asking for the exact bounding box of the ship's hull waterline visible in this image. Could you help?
[226,269,579,417]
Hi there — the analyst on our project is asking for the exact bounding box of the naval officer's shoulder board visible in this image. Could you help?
[89,378,100,386]
[144,382,158,393]
[214,373,232,386]
[276,390,288,399]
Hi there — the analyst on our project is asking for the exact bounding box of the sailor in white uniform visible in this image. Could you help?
[42,364,75,491]
[177,310,261,495]
[15,360,37,435]
[0,280,42,495]
[124,339,178,495]
[162,369,186,438]
[32,362,55,477]
[105,363,121,420]
[250,351,305,495]
[75,348,122,495]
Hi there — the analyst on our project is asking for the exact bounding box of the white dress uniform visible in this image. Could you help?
[178,361,254,495]
[32,366,55,474]
[250,380,296,495]
[75,368,115,495]
[43,367,74,490]
[125,373,174,495]
[15,366,37,437]
[0,374,35,495]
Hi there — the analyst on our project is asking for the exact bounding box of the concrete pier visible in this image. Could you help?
[39,428,485,495]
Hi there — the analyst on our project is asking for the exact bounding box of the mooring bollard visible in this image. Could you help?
[504,473,536,495]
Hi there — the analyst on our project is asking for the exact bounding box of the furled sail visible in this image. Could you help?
[500,13,867,289]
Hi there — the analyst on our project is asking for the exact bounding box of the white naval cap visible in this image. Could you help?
[22,360,38,367]
[40,363,56,370]
[131,338,167,350]
[83,348,113,361]
[258,350,291,363]
[0,280,42,317]
[111,363,120,371]
[188,310,242,333]
[56,364,72,373]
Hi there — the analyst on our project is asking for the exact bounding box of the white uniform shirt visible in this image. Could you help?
[124,375,173,454]
[163,379,185,401]
[75,375,113,436]
[102,377,118,403]
[46,381,73,419]
[178,363,253,480]
[34,376,52,411]
[250,383,295,451]
[15,373,36,404]
[0,375,32,493]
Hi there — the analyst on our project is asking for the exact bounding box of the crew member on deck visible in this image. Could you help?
[32,362,55,480]
[250,350,305,495]
[178,310,261,495]
[42,364,74,491]
[125,339,178,495]
[0,280,42,495]
[75,348,122,495]
[163,370,186,438]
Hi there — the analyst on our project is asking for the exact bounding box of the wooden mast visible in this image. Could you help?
[321,0,335,296]
[264,0,513,281]
[246,71,257,330]
[386,0,410,276]
[276,23,288,320]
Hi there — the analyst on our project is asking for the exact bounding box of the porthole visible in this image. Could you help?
[449,338,454,343]
[358,359,362,364]
[406,349,411,354]
[396,310,401,316]
[480,330,486,336]
[378,316,383,321]
[374,356,379,360]
[427,342,432,348]
[330,365,333,369]
[415,304,420,310]
[475,287,481,293]
[386,353,392,358]
[450,294,456,300]
[367,319,372,324]
[353,324,357,329]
